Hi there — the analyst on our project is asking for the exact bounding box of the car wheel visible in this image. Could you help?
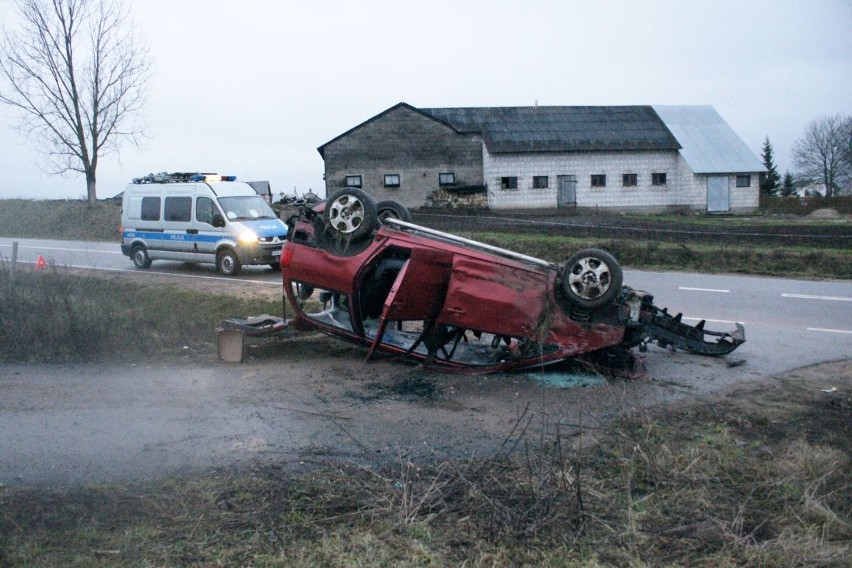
[323,187,377,241]
[375,200,412,224]
[269,263,281,270]
[217,248,242,276]
[561,248,623,309]
[293,282,314,301]
[131,245,152,269]
[313,212,374,257]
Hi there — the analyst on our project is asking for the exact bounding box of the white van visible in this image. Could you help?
[120,173,288,275]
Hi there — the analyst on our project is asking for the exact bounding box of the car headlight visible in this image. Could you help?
[238,230,258,244]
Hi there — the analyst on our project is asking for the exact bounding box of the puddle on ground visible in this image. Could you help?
[524,372,605,389]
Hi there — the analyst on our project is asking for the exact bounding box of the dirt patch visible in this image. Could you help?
[2,327,848,489]
[1,359,848,566]
[628,359,851,450]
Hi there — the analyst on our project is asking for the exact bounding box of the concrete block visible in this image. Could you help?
[217,328,244,363]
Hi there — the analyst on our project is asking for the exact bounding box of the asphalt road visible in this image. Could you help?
[0,236,282,291]
[2,236,850,377]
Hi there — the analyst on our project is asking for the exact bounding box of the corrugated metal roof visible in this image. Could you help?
[421,105,681,153]
[652,105,764,174]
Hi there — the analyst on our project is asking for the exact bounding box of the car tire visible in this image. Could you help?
[314,208,374,257]
[217,248,242,276]
[323,187,377,242]
[375,200,412,224]
[131,245,152,269]
[561,248,623,309]
[293,282,314,301]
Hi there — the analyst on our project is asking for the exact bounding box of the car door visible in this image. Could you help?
[362,247,453,359]
[440,254,548,339]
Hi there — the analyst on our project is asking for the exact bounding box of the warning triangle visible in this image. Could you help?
[35,256,48,270]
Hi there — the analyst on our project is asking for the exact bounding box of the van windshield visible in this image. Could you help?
[217,196,278,221]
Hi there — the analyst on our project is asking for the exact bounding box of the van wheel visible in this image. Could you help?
[217,249,242,276]
[131,245,152,269]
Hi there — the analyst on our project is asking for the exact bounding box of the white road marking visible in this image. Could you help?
[682,316,745,325]
[782,293,852,302]
[678,287,730,293]
[807,327,852,335]
[14,260,280,286]
[45,246,124,255]
[0,243,122,254]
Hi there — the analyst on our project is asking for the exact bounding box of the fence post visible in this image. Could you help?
[10,241,18,283]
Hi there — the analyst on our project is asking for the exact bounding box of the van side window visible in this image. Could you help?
[196,197,217,225]
[164,196,192,222]
[140,196,161,221]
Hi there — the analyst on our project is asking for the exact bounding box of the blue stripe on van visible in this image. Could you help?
[122,229,286,244]
[122,230,223,243]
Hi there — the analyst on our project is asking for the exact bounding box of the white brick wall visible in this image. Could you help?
[484,148,760,212]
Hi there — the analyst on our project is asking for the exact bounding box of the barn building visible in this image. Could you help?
[317,103,764,213]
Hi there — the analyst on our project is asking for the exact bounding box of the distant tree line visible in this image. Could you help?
[762,115,852,198]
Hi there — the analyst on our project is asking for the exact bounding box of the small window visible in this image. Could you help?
[533,175,549,189]
[164,196,192,222]
[345,175,362,188]
[384,174,400,188]
[591,174,606,188]
[652,172,667,186]
[501,176,518,190]
[439,172,455,186]
[196,196,217,225]
[622,173,638,187]
[736,175,751,187]
[140,196,160,221]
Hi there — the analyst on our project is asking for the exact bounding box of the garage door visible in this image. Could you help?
[707,176,729,212]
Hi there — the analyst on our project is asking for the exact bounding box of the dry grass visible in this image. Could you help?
[0,267,283,363]
[1,363,849,566]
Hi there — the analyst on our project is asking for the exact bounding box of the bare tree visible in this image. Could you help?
[792,115,851,197]
[0,0,150,205]
[844,117,852,185]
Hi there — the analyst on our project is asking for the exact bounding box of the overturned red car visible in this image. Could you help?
[279,188,744,375]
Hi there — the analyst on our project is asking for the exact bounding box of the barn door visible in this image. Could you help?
[557,175,577,207]
[707,176,730,212]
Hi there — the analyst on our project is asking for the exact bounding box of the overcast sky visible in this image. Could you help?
[0,0,850,200]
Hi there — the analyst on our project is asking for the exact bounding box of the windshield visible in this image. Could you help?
[217,196,277,221]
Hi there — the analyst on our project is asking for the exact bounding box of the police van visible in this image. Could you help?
[120,172,288,276]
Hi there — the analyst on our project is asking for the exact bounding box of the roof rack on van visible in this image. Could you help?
[131,172,237,184]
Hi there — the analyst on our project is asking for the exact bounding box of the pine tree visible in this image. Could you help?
[760,137,781,196]
[760,136,781,197]
[779,171,797,197]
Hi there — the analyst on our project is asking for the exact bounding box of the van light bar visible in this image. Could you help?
[190,174,236,182]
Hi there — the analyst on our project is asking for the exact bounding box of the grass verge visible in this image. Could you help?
[0,265,282,363]
[1,363,848,566]
[0,199,121,242]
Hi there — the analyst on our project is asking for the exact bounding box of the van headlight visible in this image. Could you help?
[238,230,258,244]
